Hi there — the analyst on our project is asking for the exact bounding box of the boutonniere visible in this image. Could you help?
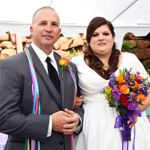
[59,57,69,78]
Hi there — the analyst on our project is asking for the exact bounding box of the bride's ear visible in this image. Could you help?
[113,36,115,42]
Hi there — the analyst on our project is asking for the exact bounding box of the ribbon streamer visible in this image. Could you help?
[24,48,40,150]
[114,109,141,150]
[68,65,77,150]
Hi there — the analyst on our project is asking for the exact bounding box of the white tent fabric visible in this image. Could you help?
[0,0,149,26]
[51,0,140,26]
[0,0,50,24]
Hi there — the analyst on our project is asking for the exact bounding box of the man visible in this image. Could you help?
[0,6,83,150]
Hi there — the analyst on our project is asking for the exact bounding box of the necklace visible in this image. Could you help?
[103,65,109,70]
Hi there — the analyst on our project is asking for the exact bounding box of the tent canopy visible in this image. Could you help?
[0,0,149,49]
[0,0,149,26]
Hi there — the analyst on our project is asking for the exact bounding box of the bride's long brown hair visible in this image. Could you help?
[84,17,121,80]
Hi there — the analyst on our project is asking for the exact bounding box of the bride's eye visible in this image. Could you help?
[103,32,110,36]
[92,33,99,37]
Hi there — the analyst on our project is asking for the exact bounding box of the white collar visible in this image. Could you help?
[31,42,58,71]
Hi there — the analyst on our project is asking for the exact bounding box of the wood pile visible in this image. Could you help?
[0,32,86,60]
[54,33,86,51]
[0,31,32,60]
[53,33,86,58]
[121,32,150,75]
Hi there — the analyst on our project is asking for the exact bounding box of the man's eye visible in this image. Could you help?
[40,22,47,25]
[52,23,59,27]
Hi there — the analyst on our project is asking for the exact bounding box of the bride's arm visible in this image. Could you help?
[139,90,150,111]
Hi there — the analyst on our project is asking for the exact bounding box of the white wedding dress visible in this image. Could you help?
[71,52,150,150]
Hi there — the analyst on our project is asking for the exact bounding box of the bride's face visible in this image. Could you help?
[89,24,115,57]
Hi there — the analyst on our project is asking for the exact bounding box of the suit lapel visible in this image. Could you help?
[53,52,65,107]
[28,46,61,107]
[54,52,74,109]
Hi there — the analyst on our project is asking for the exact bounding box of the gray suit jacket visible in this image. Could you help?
[0,45,84,150]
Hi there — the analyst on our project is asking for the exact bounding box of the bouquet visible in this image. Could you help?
[104,68,150,142]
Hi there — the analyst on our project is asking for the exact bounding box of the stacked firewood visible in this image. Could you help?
[0,32,86,60]
[121,32,150,75]
[53,33,86,58]
[0,31,32,60]
[54,33,86,51]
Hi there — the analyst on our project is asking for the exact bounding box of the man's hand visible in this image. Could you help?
[74,96,84,109]
[51,111,72,133]
[62,108,80,135]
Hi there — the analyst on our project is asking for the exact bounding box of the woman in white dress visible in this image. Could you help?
[71,17,150,150]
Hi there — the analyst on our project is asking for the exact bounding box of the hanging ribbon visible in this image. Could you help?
[24,48,41,150]
[114,108,141,150]
[68,65,77,150]
[68,65,77,103]
[24,51,77,150]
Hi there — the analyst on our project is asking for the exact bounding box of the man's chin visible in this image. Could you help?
[43,41,53,46]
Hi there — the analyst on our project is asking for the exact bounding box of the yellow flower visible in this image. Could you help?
[117,73,125,84]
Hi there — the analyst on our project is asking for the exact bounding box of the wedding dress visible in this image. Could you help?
[71,52,150,150]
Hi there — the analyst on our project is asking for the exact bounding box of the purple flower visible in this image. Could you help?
[128,102,139,110]
[109,73,116,86]
[112,87,121,101]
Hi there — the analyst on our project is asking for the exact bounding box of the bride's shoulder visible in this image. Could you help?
[70,53,84,64]
[121,52,138,60]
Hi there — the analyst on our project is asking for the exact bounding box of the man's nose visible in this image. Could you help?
[45,24,53,31]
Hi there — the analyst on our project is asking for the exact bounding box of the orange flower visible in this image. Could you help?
[119,84,130,94]
[59,57,69,69]
[136,93,146,102]
[131,81,140,89]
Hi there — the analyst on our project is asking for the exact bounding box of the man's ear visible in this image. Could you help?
[30,26,33,33]
[59,28,62,36]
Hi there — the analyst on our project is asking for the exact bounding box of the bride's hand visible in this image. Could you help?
[128,115,137,128]
[74,96,84,109]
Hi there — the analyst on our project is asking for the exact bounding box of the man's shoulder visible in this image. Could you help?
[11,51,25,59]
[0,51,26,68]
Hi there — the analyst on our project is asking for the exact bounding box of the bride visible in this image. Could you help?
[71,16,150,150]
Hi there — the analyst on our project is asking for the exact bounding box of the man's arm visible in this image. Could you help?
[0,60,49,141]
[70,62,84,134]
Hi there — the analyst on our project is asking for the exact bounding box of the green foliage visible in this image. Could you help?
[104,87,115,107]
[142,60,150,76]
[68,48,81,59]
[146,68,150,75]
[121,40,131,52]
[117,105,128,116]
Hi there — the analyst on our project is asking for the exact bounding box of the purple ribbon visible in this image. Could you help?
[114,109,141,150]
